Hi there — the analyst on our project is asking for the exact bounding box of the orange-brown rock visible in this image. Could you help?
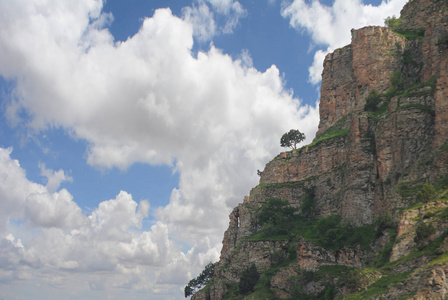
[192,0,448,299]
[318,27,406,136]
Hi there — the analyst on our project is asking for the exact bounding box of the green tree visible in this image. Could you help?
[280,129,306,150]
[416,182,436,203]
[184,262,216,298]
[384,16,402,31]
[414,222,435,247]
[364,89,381,111]
[239,264,260,295]
[258,198,297,227]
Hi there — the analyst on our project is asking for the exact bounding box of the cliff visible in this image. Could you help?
[191,0,448,299]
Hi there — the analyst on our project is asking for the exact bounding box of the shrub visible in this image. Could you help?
[258,198,297,228]
[415,222,435,245]
[301,188,316,218]
[416,182,436,203]
[390,70,405,91]
[239,264,260,295]
[364,89,381,111]
[385,16,401,30]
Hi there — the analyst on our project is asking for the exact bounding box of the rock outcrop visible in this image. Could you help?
[191,0,448,299]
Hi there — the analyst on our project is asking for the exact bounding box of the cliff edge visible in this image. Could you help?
[191,0,448,299]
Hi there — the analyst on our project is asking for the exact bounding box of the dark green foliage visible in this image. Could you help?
[403,49,419,67]
[375,215,397,237]
[436,35,448,48]
[390,70,405,91]
[436,174,448,191]
[414,222,436,246]
[385,16,424,40]
[311,215,376,251]
[280,129,306,150]
[416,182,436,203]
[372,216,398,267]
[239,264,260,295]
[364,89,382,112]
[395,180,424,200]
[253,199,376,251]
[301,188,316,218]
[396,27,425,40]
[258,198,297,228]
[184,262,216,298]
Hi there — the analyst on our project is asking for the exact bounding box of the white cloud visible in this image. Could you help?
[0,0,319,298]
[0,147,182,297]
[182,1,217,42]
[183,0,247,42]
[39,162,73,193]
[281,0,408,84]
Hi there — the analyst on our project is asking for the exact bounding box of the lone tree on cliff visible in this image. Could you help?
[184,262,216,298]
[280,129,305,150]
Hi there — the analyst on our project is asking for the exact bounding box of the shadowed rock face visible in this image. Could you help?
[192,0,448,299]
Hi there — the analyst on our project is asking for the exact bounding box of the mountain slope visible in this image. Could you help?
[191,0,448,298]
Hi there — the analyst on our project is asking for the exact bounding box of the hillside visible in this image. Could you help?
[190,0,448,299]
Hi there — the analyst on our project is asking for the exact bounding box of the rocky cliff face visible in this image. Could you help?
[192,0,448,299]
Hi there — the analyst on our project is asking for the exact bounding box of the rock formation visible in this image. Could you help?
[191,0,448,298]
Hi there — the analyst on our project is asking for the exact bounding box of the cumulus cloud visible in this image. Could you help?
[281,0,408,84]
[0,0,318,298]
[183,0,247,42]
[39,163,73,193]
[0,147,181,297]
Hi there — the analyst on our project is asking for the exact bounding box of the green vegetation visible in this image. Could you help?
[184,262,217,298]
[280,129,306,150]
[364,89,382,112]
[258,198,297,226]
[384,16,402,30]
[416,182,436,203]
[385,16,425,40]
[300,188,317,218]
[239,264,260,295]
[250,197,376,251]
[308,128,350,148]
[394,179,425,200]
[372,215,398,268]
[436,35,448,48]
[221,185,448,299]
[415,222,436,247]
[345,271,413,300]
[304,114,350,149]
[365,65,436,119]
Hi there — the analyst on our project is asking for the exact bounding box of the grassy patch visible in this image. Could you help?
[307,128,349,148]
[345,271,413,300]
[395,27,425,40]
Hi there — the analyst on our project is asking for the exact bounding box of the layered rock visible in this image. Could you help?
[318,26,406,136]
[191,0,448,299]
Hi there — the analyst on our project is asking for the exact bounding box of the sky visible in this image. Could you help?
[0,0,407,299]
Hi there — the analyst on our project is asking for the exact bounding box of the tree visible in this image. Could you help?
[384,16,402,31]
[280,129,305,150]
[239,264,260,295]
[258,198,297,227]
[184,262,216,298]
[416,182,436,203]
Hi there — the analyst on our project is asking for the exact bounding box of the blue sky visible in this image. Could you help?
[0,0,407,299]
